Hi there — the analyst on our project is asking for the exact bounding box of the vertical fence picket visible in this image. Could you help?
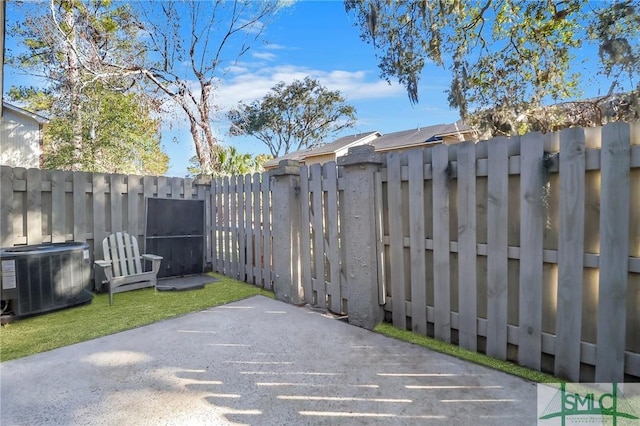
[299,166,313,304]
[168,177,180,198]
[208,179,216,271]
[110,174,124,232]
[93,173,107,258]
[142,176,155,254]
[486,137,510,360]
[253,173,263,286]
[310,164,326,308]
[236,176,246,281]
[408,151,427,335]
[127,175,141,239]
[432,145,451,342]
[157,176,169,200]
[519,132,545,371]
[554,127,586,381]
[216,177,224,273]
[457,142,477,351]
[1,166,13,247]
[596,122,631,383]
[261,172,272,289]
[387,152,406,329]
[325,163,341,313]
[26,168,42,245]
[222,176,230,276]
[244,174,253,283]
[51,170,66,243]
[230,176,238,280]
[73,172,87,242]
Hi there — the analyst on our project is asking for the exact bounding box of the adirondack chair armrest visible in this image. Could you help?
[95,260,112,268]
[142,254,163,261]
[142,254,163,274]
[94,260,114,282]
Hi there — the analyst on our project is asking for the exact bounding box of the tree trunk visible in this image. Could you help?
[64,3,83,171]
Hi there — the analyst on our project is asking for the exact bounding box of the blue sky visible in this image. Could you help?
[4,0,459,177]
[4,1,624,177]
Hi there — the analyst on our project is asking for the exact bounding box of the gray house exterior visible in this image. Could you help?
[0,102,49,168]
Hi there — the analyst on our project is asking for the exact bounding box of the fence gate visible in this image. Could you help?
[145,198,205,278]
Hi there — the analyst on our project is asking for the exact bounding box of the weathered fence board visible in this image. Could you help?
[457,141,477,351]
[26,168,42,245]
[518,133,545,371]
[325,163,342,313]
[261,174,271,289]
[222,177,230,276]
[486,137,510,360]
[596,123,631,383]
[72,172,87,242]
[386,152,406,329]
[554,127,586,381]
[244,174,253,282]
[51,170,66,243]
[253,173,262,286]
[408,151,427,336]
[230,176,238,280]
[236,177,246,281]
[310,164,326,308]
[432,144,451,343]
[299,166,313,303]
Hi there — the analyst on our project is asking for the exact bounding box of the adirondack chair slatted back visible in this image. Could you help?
[103,232,143,277]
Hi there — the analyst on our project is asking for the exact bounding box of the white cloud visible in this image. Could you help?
[252,52,277,61]
[213,64,405,110]
[153,63,407,133]
[263,43,288,50]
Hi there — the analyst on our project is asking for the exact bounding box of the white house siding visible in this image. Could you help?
[0,107,42,168]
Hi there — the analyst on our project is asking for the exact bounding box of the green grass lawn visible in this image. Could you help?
[375,322,563,384]
[0,273,273,362]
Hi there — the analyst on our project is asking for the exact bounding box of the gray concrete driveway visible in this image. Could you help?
[1,296,538,425]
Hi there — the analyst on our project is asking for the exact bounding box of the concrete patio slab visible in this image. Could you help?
[0,296,538,425]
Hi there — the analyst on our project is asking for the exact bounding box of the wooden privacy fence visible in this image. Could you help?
[0,167,211,284]
[210,172,272,289]
[377,122,640,382]
[210,122,639,383]
[1,121,638,383]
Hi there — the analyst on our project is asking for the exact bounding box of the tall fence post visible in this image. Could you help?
[338,145,384,330]
[270,160,303,304]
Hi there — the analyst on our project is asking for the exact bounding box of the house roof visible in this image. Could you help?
[264,122,477,169]
[2,102,49,125]
[263,131,380,168]
[370,122,475,152]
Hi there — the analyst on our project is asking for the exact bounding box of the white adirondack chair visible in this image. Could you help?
[94,232,163,305]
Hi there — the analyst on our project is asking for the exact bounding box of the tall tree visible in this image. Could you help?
[227,77,357,157]
[137,0,285,174]
[8,0,156,170]
[345,0,640,136]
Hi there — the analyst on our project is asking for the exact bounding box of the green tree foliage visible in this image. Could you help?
[51,88,167,174]
[8,0,167,173]
[227,77,357,157]
[186,146,271,178]
[345,0,640,136]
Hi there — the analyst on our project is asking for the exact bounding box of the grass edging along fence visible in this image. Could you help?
[374,322,563,384]
[0,274,274,362]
